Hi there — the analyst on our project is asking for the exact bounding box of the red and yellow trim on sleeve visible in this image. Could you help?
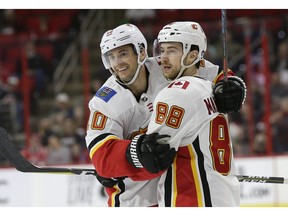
[88,133,161,181]
[89,134,120,159]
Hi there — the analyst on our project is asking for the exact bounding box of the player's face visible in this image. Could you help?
[160,42,183,80]
[107,45,138,83]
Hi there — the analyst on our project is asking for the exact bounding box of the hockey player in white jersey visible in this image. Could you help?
[86,24,174,207]
[85,23,246,207]
[144,21,244,206]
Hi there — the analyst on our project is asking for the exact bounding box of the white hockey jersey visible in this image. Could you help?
[86,57,168,207]
[85,58,220,207]
[147,76,240,207]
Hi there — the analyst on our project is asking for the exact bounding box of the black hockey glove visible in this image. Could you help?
[126,133,176,174]
[213,76,247,113]
[94,170,125,188]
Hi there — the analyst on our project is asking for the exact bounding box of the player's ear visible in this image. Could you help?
[186,50,198,65]
[188,50,199,63]
[139,46,147,61]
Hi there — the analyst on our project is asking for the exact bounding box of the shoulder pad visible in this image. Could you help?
[198,59,219,82]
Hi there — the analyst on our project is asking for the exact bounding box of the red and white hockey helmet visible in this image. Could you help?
[155,21,207,80]
[100,24,148,85]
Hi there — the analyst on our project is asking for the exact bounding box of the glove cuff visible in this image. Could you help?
[213,69,235,84]
[126,135,144,169]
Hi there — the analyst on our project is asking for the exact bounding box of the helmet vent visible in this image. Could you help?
[169,32,181,36]
[118,35,131,41]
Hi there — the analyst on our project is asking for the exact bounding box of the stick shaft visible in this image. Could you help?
[221,9,228,81]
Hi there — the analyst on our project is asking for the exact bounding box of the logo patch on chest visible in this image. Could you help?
[95,86,117,102]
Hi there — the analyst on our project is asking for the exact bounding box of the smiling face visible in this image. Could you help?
[106,44,138,84]
[159,42,184,80]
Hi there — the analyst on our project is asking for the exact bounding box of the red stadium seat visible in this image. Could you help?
[36,45,54,61]
[25,17,41,33]
[6,47,22,62]
[49,15,72,32]
[0,35,17,45]
[181,10,205,21]
[156,10,180,25]
[2,62,16,74]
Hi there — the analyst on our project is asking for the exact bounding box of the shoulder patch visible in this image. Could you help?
[95,86,117,102]
[168,81,190,89]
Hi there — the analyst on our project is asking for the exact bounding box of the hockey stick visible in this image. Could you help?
[236,175,288,184]
[221,9,228,81]
[0,127,96,176]
[1,127,288,184]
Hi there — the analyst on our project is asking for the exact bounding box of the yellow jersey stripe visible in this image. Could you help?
[89,135,120,159]
[188,144,204,207]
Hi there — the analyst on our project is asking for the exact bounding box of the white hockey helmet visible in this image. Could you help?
[100,23,148,85]
[156,21,207,80]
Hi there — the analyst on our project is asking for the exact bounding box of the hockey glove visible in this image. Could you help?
[213,76,247,113]
[126,133,176,174]
[94,170,125,188]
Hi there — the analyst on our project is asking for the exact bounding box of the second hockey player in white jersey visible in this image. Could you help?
[146,21,242,206]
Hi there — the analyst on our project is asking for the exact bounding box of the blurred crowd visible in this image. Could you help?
[0,9,92,166]
[21,92,90,166]
[1,9,288,167]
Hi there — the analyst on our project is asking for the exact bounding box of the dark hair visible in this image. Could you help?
[130,43,145,55]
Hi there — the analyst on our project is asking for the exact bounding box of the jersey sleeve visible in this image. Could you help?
[86,98,163,181]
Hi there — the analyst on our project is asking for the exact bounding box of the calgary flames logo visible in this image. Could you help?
[130,127,148,139]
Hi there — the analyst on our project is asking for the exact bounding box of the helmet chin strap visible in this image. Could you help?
[167,54,199,82]
[113,55,148,86]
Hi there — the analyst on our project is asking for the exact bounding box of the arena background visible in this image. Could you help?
[0,8,288,207]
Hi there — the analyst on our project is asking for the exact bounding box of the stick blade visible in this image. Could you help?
[0,127,96,175]
[0,127,38,172]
